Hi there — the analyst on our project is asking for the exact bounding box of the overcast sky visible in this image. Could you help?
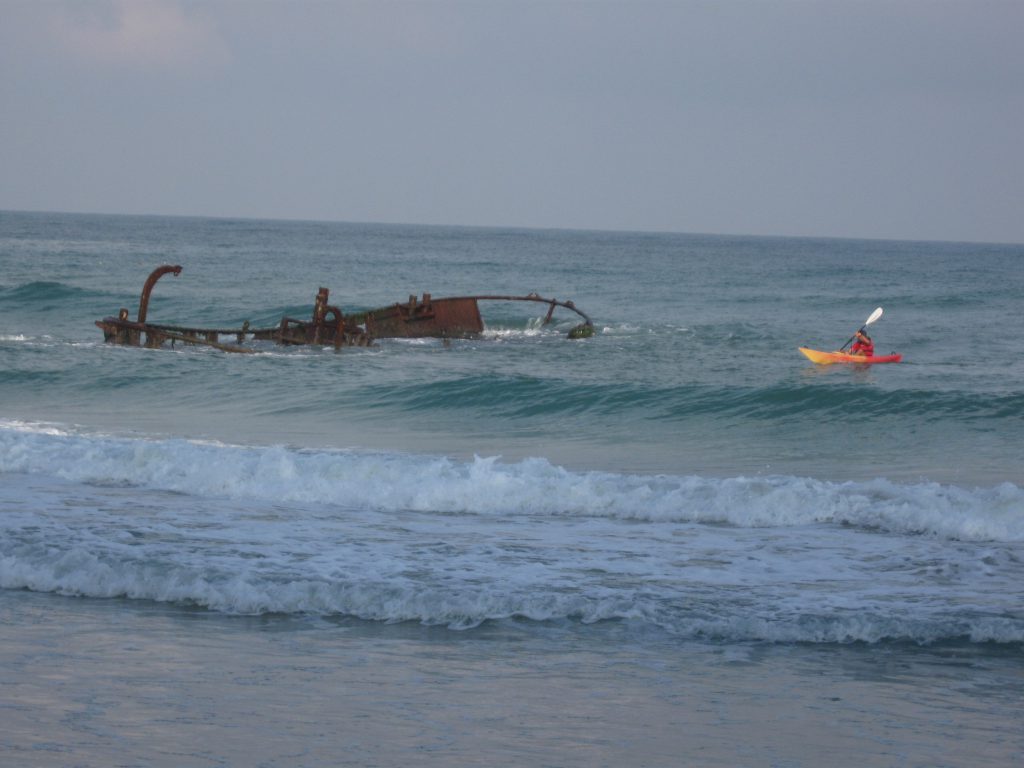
[2,0,1022,243]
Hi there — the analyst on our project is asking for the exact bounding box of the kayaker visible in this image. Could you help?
[849,330,874,357]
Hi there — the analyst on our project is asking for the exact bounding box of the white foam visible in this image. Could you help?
[1,421,1021,542]
[2,539,1021,643]
[2,434,1021,640]
[481,318,550,339]
[598,323,642,335]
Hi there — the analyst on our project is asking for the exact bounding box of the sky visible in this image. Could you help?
[1,0,1022,243]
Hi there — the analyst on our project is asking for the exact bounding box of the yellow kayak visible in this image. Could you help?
[799,347,902,365]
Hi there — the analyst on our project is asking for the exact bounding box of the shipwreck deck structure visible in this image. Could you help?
[95,265,594,353]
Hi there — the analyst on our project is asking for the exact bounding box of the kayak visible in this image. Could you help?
[799,347,902,365]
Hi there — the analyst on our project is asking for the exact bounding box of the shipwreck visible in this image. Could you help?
[95,265,595,353]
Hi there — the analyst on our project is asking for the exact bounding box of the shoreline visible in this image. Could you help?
[2,590,1021,767]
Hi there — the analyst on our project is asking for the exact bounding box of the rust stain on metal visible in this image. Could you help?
[361,294,484,338]
[96,265,594,353]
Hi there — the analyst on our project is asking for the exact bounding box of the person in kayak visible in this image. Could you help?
[849,329,874,357]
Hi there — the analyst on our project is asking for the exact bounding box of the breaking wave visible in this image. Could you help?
[2,420,1021,542]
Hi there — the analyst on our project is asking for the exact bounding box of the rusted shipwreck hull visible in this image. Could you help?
[96,265,594,353]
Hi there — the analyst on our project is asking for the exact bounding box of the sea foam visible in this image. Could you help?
[2,420,1022,542]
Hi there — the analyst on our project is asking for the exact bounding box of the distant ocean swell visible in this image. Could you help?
[0,279,294,328]
[5,347,1019,423]
[2,421,1021,541]
[364,376,1024,422]
[0,280,102,306]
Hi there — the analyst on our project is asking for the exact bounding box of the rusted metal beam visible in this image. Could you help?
[137,264,182,325]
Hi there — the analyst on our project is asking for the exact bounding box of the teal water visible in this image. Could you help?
[4,211,1022,482]
[1,211,1023,765]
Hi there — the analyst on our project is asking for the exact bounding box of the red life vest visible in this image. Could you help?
[850,340,874,356]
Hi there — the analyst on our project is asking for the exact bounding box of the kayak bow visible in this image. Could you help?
[799,347,902,365]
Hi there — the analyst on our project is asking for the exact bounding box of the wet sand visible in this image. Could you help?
[2,590,1021,768]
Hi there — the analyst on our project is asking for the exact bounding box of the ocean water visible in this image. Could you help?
[1,210,1022,766]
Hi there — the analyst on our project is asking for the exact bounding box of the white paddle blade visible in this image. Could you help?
[865,307,883,326]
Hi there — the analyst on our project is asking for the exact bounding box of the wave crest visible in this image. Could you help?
[2,421,1021,542]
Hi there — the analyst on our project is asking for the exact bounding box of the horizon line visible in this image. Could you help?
[2,206,1021,249]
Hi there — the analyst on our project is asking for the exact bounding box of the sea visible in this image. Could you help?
[1,209,1022,767]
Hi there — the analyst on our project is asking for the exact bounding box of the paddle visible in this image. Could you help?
[839,307,883,351]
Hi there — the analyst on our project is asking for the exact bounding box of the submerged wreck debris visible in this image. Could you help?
[95,265,595,353]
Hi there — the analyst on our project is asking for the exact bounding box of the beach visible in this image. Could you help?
[4,589,1021,768]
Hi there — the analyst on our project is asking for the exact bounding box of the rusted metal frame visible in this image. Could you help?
[449,294,594,328]
[95,318,255,353]
[421,293,595,338]
[354,293,593,327]
[151,328,255,354]
[359,295,482,339]
[351,293,594,339]
[146,322,266,340]
[97,266,370,351]
[151,317,369,348]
